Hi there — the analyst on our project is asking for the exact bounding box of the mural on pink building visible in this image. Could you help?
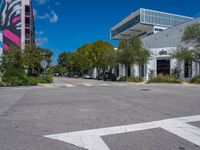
[0,0,22,51]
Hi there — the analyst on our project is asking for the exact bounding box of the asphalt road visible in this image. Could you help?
[0,77,200,150]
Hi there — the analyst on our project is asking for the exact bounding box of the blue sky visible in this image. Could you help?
[33,0,200,63]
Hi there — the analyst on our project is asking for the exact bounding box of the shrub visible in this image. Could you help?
[148,74,182,84]
[119,76,128,81]
[27,77,39,85]
[127,76,144,82]
[2,69,28,86]
[190,76,200,84]
[27,76,53,84]
[119,76,143,82]
[2,68,53,86]
[148,69,155,80]
[38,76,53,83]
[0,81,6,87]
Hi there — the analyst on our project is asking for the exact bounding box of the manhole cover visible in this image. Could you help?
[140,89,151,91]
[59,86,67,88]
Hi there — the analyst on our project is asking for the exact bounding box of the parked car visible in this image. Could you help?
[82,74,92,79]
[73,74,80,78]
[97,72,117,81]
[55,72,62,77]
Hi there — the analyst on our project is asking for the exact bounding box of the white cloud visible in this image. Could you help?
[33,8,37,20]
[35,0,49,5]
[36,31,44,35]
[36,37,48,46]
[38,10,58,23]
[56,2,60,6]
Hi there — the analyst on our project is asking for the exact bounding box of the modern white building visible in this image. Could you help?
[111,8,200,80]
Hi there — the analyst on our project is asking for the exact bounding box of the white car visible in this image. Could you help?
[82,74,92,79]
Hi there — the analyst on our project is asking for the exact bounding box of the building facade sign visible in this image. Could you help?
[0,30,2,54]
[159,49,168,56]
[0,0,22,50]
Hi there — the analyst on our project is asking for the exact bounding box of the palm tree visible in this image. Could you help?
[171,23,200,79]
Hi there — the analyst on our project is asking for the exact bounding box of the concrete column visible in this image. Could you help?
[192,61,198,78]
[170,59,177,72]
[92,68,97,78]
[119,64,126,76]
[179,61,185,80]
[132,64,139,77]
[146,59,153,80]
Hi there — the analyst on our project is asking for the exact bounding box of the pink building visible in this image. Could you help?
[0,0,35,56]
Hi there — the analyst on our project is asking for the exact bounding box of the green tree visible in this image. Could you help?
[90,40,115,75]
[58,52,68,66]
[104,47,117,72]
[2,46,24,71]
[57,41,116,76]
[171,48,200,62]
[60,52,81,75]
[1,46,27,86]
[23,46,41,76]
[77,44,93,73]
[39,48,53,67]
[117,36,150,76]
[23,47,53,76]
[49,64,67,75]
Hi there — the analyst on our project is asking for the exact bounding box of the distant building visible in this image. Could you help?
[111,8,200,80]
[0,0,35,62]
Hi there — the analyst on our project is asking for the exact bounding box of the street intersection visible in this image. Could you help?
[0,77,200,150]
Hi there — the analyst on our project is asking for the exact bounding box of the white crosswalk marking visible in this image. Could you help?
[81,83,94,87]
[161,120,200,146]
[45,115,200,150]
[100,84,110,86]
[36,82,130,88]
[65,84,74,87]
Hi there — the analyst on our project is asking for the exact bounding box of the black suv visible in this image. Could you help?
[97,72,117,81]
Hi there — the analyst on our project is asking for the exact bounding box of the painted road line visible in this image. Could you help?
[65,84,75,87]
[101,84,110,86]
[53,84,74,88]
[161,120,200,146]
[45,115,200,150]
[81,83,94,87]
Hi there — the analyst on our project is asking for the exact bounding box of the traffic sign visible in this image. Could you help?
[40,60,48,69]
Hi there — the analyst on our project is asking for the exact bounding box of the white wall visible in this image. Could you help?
[0,31,2,64]
[142,17,200,49]
[21,0,31,50]
[0,31,2,56]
